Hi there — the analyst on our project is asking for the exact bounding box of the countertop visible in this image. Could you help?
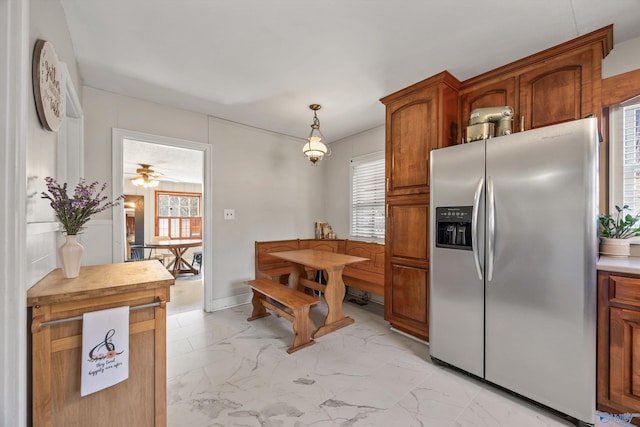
[597,255,640,275]
[27,260,174,306]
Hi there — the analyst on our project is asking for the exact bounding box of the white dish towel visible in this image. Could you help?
[80,306,130,397]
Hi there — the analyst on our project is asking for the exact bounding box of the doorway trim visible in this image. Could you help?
[0,0,28,425]
[112,129,213,311]
[58,62,84,186]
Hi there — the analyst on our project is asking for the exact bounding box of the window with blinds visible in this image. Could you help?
[622,103,640,213]
[350,152,385,241]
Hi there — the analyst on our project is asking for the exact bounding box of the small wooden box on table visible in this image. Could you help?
[27,261,174,427]
[247,278,320,353]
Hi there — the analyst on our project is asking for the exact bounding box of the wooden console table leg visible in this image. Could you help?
[313,265,354,339]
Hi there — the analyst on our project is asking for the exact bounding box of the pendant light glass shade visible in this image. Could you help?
[303,104,330,165]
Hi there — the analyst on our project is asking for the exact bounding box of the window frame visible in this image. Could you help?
[610,97,640,211]
[349,151,385,243]
[154,190,202,239]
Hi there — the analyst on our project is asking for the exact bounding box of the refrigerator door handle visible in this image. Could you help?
[472,176,484,281]
[487,176,495,282]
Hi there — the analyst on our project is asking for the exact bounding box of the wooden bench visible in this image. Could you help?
[254,239,300,284]
[342,240,384,297]
[247,278,320,353]
[255,239,385,297]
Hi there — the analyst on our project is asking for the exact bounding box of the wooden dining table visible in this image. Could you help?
[145,239,202,276]
[270,249,368,338]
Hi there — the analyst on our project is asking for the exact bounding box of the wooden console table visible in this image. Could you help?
[27,261,174,427]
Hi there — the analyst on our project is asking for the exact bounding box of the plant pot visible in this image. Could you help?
[60,235,84,278]
[599,237,630,257]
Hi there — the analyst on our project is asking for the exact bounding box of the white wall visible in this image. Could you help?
[82,87,325,307]
[208,117,324,303]
[26,0,83,286]
[323,125,386,239]
[603,35,640,79]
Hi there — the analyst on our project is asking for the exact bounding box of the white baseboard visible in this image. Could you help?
[205,292,252,312]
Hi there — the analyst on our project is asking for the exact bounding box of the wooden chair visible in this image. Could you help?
[129,245,152,261]
[192,251,202,272]
[150,236,174,265]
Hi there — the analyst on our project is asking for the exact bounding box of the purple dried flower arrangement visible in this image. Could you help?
[41,177,124,235]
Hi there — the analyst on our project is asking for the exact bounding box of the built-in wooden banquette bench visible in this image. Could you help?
[255,239,384,297]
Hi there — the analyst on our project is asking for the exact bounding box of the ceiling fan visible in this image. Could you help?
[129,164,162,188]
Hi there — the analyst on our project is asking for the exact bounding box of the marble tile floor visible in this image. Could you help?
[166,300,632,427]
[168,273,204,316]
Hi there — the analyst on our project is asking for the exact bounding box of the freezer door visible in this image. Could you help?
[430,140,485,377]
[484,118,598,423]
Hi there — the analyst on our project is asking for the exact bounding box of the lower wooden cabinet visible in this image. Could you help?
[27,261,174,427]
[384,197,430,340]
[597,271,640,426]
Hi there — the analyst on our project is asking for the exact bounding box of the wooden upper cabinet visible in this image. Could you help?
[460,25,612,136]
[388,99,435,193]
[519,48,596,130]
[460,77,517,132]
[381,71,460,197]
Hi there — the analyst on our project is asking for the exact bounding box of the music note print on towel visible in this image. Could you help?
[88,329,124,362]
[81,306,130,396]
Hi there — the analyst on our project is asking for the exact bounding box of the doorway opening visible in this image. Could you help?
[112,129,212,313]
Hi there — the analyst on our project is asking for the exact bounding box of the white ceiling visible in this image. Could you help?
[123,139,203,184]
[60,1,640,181]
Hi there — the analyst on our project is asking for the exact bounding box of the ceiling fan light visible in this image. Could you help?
[131,176,145,186]
[130,163,161,187]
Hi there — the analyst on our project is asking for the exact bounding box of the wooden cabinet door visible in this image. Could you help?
[386,91,438,197]
[384,198,430,340]
[609,307,640,411]
[460,77,517,132]
[386,200,429,265]
[387,264,429,338]
[518,48,596,131]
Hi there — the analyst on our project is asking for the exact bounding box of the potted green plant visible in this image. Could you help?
[599,205,640,257]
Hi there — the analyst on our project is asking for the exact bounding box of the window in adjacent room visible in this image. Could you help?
[350,152,385,241]
[155,191,202,239]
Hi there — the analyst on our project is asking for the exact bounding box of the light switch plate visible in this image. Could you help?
[224,209,235,220]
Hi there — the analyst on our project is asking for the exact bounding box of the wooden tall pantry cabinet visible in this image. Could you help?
[380,71,460,341]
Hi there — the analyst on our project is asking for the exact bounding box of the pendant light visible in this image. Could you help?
[302,104,330,165]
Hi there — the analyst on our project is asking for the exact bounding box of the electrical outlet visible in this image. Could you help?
[224,209,235,220]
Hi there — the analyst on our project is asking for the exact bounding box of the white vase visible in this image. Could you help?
[60,235,84,278]
[599,237,630,257]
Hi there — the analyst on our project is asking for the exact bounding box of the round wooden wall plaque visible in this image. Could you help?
[32,39,62,132]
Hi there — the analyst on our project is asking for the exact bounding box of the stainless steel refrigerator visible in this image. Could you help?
[429,117,599,425]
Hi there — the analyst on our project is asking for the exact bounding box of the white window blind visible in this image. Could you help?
[622,103,640,213]
[350,153,385,241]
